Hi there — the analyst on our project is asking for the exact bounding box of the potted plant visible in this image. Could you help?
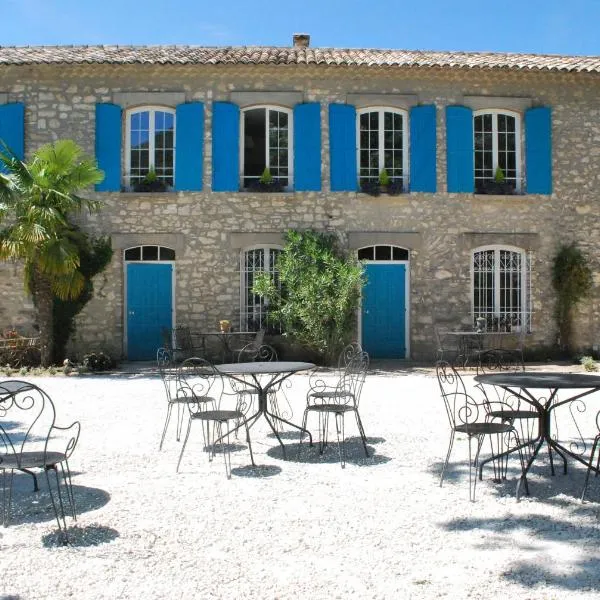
[359,178,381,196]
[219,319,231,333]
[251,167,284,193]
[133,169,168,193]
[476,167,515,195]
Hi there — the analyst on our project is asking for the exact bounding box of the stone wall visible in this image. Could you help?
[0,62,599,360]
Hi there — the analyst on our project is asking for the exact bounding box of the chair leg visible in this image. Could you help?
[354,410,369,457]
[582,435,600,502]
[298,409,309,459]
[334,413,345,469]
[1,469,15,527]
[59,461,77,520]
[220,420,232,479]
[244,418,255,466]
[440,430,455,487]
[44,466,68,542]
[159,403,174,450]
[176,419,193,473]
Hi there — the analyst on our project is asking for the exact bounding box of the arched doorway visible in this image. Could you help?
[124,245,176,360]
[358,245,409,359]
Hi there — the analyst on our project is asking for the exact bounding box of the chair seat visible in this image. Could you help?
[489,409,538,420]
[455,422,513,435]
[306,403,355,414]
[191,409,243,422]
[172,394,215,405]
[308,389,338,399]
[2,450,67,469]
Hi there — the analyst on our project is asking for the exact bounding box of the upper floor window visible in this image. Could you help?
[241,106,292,190]
[358,108,408,190]
[241,246,282,331]
[472,246,531,332]
[126,107,175,190]
[474,110,521,194]
[124,245,176,261]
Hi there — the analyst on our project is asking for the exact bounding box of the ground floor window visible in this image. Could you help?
[472,246,531,332]
[241,246,281,331]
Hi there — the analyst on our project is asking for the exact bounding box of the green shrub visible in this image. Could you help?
[82,351,114,372]
[580,355,598,371]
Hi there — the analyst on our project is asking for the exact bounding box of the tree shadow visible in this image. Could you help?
[42,523,119,548]
[267,436,390,466]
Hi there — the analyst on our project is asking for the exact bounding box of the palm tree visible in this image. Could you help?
[0,140,104,366]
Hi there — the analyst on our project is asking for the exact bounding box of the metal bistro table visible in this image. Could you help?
[474,372,600,500]
[446,331,519,368]
[215,361,315,458]
[195,331,254,362]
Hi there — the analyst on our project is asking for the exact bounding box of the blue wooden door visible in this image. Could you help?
[361,264,406,359]
[127,263,173,360]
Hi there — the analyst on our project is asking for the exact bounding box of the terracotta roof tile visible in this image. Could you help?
[0,45,598,73]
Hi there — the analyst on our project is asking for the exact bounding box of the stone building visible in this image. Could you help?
[0,35,599,360]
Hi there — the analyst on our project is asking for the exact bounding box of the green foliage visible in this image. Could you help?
[143,168,158,183]
[494,166,505,183]
[52,233,113,362]
[253,229,364,365]
[259,167,273,185]
[580,355,598,372]
[82,351,114,372]
[552,243,593,352]
[378,168,391,186]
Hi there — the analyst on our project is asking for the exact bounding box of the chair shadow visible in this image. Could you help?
[267,436,391,466]
[42,524,120,548]
[231,464,282,478]
[5,473,111,527]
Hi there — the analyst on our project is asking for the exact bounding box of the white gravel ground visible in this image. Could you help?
[2,364,600,599]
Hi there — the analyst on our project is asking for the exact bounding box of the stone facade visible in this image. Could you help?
[1,59,599,360]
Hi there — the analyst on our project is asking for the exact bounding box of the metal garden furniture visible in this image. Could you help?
[215,360,315,459]
[300,351,370,468]
[436,362,524,501]
[474,371,600,501]
[0,380,80,542]
[176,357,254,479]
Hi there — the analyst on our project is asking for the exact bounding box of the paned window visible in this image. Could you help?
[358,245,409,261]
[126,107,175,188]
[472,246,531,332]
[358,108,407,188]
[242,107,292,188]
[241,246,282,331]
[474,110,521,193]
[124,245,176,261]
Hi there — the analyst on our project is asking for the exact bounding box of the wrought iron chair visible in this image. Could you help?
[436,361,525,501]
[157,347,204,450]
[300,350,370,468]
[581,410,600,502]
[0,380,80,542]
[177,358,255,478]
[433,325,461,365]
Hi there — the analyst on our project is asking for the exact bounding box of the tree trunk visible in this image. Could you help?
[32,271,54,367]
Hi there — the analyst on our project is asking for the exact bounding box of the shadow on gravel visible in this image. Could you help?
[266,436,390,466]
[6,475,111,527]
[42,523,119,548]
[440,512,600,592]
[231,464,282,478]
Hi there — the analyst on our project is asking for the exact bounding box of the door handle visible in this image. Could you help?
[128,311,135,316]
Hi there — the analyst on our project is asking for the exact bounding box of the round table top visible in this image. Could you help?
[474,371,600,389]
[215,361,315,375]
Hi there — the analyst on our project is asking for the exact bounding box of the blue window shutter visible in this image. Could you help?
[175,102,204,191]
[525,106,552,194]
[409,105,436,193]
[446,106,474,193]
[0,103,24,166]
[95,103,122,191]
[329,103,357,192]
[293,103,321,191]
[212,101,240,192]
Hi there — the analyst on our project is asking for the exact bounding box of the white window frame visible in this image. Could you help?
[473,108,522,193]
[471,245,531,332]
[356,107,409,189]
[239,245,283,332]
[125,106,176,188]
[240,105,294,190]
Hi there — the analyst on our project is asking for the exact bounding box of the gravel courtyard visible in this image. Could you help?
[2,364,600,599]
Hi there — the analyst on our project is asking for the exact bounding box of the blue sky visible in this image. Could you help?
[2,0,599,56]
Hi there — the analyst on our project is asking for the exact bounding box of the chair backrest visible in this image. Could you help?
[0,380,56,463]
[236,343,278,363]
[337,342,363,369]
[335,350,369,407]
[253,328,266,347]
[157,347,179,401]
[178,357,222,412]
[435,361,484,428]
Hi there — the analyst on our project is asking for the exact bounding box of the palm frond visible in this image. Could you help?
[51,269,85,301]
